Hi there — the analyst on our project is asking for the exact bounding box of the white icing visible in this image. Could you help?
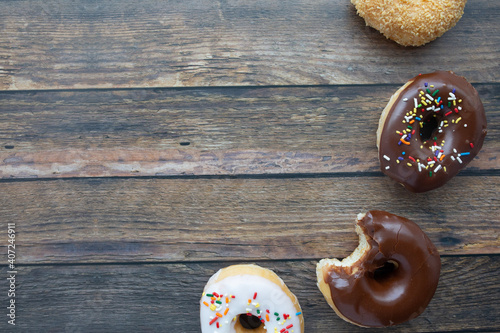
[200,273,302,333]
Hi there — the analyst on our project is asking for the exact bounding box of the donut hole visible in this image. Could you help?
[419,115,439,142]
[373,260,399,282]
[238,313,264,330]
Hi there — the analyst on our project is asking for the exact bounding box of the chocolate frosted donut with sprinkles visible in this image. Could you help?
[377,71,487,192]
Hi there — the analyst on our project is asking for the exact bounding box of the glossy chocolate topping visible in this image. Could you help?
[379,71,487,192]
[324,211,441,327]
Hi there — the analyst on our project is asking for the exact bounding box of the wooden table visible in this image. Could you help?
[1,1,498,332]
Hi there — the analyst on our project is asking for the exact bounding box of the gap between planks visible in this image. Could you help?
[0,84,498,179]
[1,175,498,264]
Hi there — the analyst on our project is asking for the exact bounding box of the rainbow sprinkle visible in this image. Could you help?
[383,83,474,177]
[202,290,302,332]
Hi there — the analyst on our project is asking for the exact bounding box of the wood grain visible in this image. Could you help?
[1,175,498,264]
[1,84,498,179]
[0,0,499,90]
[2,256,498,332]
[1,1,498,332]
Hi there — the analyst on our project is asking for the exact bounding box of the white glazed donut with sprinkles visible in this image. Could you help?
[377,71,487,192]
[200,264,304,333]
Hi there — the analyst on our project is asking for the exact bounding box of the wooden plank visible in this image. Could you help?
[1,84,498,179]
[2,256,499,332]
[1,176,498,264]
[0,0,499,90]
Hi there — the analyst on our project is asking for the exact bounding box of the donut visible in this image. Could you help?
[351,0,467,46]
[316,210,441,327]
[200,264,304,332]
[377,71,487,192]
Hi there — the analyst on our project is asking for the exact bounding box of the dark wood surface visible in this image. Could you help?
[1,0,499,332]
[1,0,499,89]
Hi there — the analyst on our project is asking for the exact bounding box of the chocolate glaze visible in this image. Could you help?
[324,211,441,327]
[379,71,487,192]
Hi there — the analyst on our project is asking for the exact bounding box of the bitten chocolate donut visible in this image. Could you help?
[200,264,304,333]
[316,211,441,327]
[377,71,487,192]
[351,0,467,46]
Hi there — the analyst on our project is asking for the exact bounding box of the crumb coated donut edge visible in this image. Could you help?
[351,0,467,46]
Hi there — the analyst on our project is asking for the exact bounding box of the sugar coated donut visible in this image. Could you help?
[351,0,467,46]
[200,264,304,332]
[316,210,441,327]
[377,71,487,192]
